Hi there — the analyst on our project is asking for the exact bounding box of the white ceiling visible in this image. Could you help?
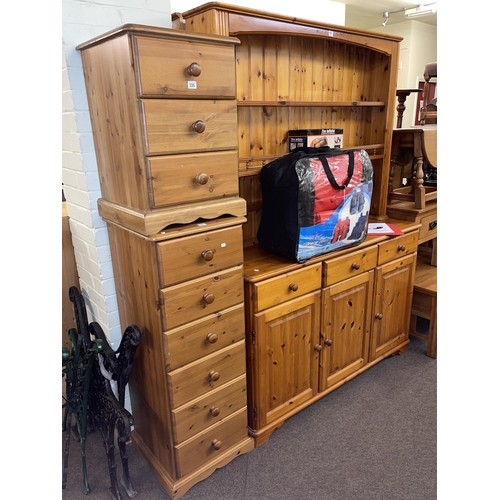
[343,0,438,30]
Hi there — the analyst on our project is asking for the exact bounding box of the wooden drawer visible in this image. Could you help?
[148,150,239,209]
[167,340,246,409]
[133,36,236,98]
[157,226,243,287]
[175,406,248,478]
[252,263,322,312]
[171,374,247,444]
[161,266,243,330]
[377,231,419,265]
[142,99,237,155]
[419,209,438,243]
[323,245,378,287]
[164,304,245,371]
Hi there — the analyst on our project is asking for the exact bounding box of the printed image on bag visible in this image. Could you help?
[258,146,374,263]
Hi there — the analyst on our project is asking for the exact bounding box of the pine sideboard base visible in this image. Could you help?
[248,340,410,447]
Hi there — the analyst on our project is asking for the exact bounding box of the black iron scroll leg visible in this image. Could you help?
[62,407,73,489]
[118,417,138,497]
[104,416,124,500]
[79,430,91,495]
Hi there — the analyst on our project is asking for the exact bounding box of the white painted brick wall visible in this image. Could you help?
[62,0,172,413]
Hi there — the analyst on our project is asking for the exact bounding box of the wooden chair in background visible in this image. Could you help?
[389,62,437,210]
[420,62,437,125]
[390,63,438,358]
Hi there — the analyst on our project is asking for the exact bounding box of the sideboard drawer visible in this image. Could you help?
[252,263,322,312]
[148,150,239,209]
[175,406,248,478]
[142,99,237,155]
[171,374,247,444]
[164,304,245,371]
[419,210,437,243]
[323,245,378,287]
[378,231,419,265]
[134,36,237,98]
[161,266,243,330]
[167,341,246,409]
[157,226,243,287]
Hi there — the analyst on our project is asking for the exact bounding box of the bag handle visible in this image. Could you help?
[318,151,354,190]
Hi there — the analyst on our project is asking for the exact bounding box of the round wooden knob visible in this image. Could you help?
[324,338,333,347]
[351,263,360,270]
[289,283,298,292]
[397,245,406,252]
[206,332,218,344]
[314,344,323,352]
[203,293,215,304]
[196,173,209,185]
[187,62,201,77]
[208,370,220,382]
[375,313,383,320]
[209,406,220,417]
[191,120,205,133]
[211,439,222,450]
[201,250,214,261]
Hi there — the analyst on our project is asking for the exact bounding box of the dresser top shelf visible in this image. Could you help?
[172,2,403,48]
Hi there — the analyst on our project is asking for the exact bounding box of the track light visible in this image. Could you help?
[381,3,437,26]
[405,4,438,18]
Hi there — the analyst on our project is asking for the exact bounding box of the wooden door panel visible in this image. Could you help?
[370,254,416,361]
[320,271,374,391]
[252,291,320,428]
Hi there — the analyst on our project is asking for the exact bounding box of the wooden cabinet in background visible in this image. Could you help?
[62,202,79,350]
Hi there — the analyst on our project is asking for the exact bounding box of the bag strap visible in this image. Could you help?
[318,151,354,190]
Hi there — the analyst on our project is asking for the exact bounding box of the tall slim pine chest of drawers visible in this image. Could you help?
[77,25,253,499]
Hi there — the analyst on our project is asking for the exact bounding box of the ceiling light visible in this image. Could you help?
[381,3,437,25]
[405,3,438,18]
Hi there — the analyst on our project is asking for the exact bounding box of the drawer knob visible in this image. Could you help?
[209,406,220,417]
[324,338,333,347]
[289,283,299,292]
[187,62,202,77]
[397,245,406,252]
[191,120,205,133]
[351,263,360,270]
[211,439,222,450]
[201,250,214,261]
[375,313,383,320]
[314,344,323,352]
[196,173,209,185]
[203,293,215,304]
[208,370,220,382]
[206,332,218,344]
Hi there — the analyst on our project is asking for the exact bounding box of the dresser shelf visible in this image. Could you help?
[237,101,385,107]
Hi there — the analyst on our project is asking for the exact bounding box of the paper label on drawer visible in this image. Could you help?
[187,81,197,89]
[221,243,226,247]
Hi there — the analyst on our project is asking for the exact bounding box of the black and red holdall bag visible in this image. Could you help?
[257,146,374,263]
